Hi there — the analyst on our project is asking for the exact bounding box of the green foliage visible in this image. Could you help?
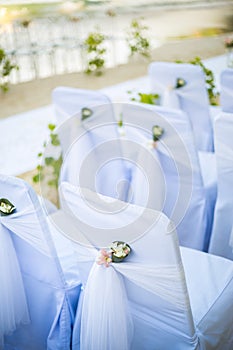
[126,18,151,59]
[117,113,123,127]
[84,31,106,76]
[32,124,62,190]
[176,56,219,106]
[0,47,18,93]
[128,91,160,105]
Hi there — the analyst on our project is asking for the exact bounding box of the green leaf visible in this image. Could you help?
[176,56,219,106]
[132,92,160,105]
[33,174,40,183]
[0,46,18,93]
[45,157,55,166]
[48,123,56,131]
[50,134,60,146]
[36,164,43,171]
[47,179,57,187]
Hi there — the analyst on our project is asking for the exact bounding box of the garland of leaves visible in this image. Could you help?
[33,123,62,190]
[126,18,151,59]
[0,47,18,93]
[84,30,106,76]
[176,56,219,106]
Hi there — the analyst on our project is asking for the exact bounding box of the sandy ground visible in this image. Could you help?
[0,33,229,119]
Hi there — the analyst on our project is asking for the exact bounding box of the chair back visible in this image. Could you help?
[220,68,233,112]
[0,175,80,350]
[58,103,131,202]
[209,113,233,260]
[52,86,111,125]
[148,62,213,151]
[121,103,211,251]
[56,182,198,350]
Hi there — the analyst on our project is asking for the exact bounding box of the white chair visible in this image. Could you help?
[208,113,233,260]
[58,103,131,202]
[0,175,81,350]
[121,103,215,251]
[220,68,233,113]
[148,62,214,152]
[52,86,111,125]
[51,182,233,349]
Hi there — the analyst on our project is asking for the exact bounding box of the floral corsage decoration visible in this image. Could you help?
[81,107,93,121]
[147,125,164,149]
[0,198,16,216]
[175,77,186,89]
[97,241,131,267]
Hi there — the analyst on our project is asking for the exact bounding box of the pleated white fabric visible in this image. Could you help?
[80,261,187,350]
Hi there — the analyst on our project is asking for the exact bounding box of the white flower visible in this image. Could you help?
[110,241,131,261]
[0,198,16,215]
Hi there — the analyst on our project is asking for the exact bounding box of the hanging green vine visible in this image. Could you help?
[84,30,106,76]
[176,56,219,106]
[126,18,151,59]
[0,47,18,93]
[33,123,62,190]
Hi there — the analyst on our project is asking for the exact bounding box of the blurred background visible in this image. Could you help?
[0,0,233,84]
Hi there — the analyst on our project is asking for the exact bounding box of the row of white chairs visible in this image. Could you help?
[199,67,233,260]
[1,175,233,349]
[2,63,232,348]
[51,63,233,259]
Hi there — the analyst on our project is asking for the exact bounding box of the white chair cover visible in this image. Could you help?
[58,103,131,202]
[148,62,213,152]
[208,112,233,260]
[181,247,233,350]
[121,103,214,251]
[0,212,30,348]
[52,86,111,125]
[54,182,198,349]
[220,68,233,113]
[0,175,81,350]
[54,182,233,350]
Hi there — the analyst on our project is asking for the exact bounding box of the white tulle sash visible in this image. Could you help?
[0,215,29,343]
[0,205,52,343]
[80,256,188,350]
[0,206,50,255]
